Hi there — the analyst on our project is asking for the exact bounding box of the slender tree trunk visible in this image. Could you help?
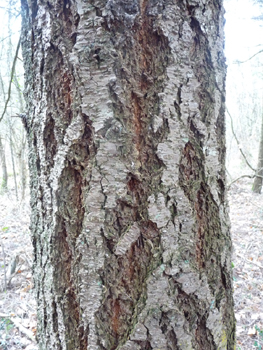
[21,0,235,349]
[0,73,8,193]
[253,113,263,193]
[9,126,18,200]
[17,136,27,201]
[14,74,28,201]
[0,135,8,191]
[20,137,27,201]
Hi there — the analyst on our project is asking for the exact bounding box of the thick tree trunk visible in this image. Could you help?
[21,0,235,349]
[0,135,8,191]
[253,113,263,193]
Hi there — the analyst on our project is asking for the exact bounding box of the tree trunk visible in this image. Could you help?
[20,139,28,201]
[17,133,27,201]
[9,121,18,200]
[253,113,263,193]
[0,135,8,191]
[14,71,28,200]
[21,0,235,349]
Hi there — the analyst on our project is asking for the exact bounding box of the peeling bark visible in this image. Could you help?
[21,0,235,349]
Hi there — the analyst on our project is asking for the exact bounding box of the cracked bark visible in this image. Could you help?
[21,0,235,349]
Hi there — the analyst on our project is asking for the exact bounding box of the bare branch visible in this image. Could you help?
[0,35,21,124]
[0,31,21,44]
[0,6,21,17]
[227,175,255,189]
[0,313,35,341]
[234,49,263,64]
[227,173,263,189]
[226,107,256,172]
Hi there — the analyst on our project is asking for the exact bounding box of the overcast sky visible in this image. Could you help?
[0,0,262,64]
[0,0,262,93]
[224,0,263,63]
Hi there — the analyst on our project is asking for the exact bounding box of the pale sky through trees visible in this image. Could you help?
[224,0,263,103]
[0,0,262,68]
[224,0,263,177]
[0,0,262,143]
[0,0,262,83]
[224,0,263,63]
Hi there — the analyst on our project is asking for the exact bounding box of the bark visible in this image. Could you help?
[21,0,235,349]
[0,135,8,191]
[252,113,263,193]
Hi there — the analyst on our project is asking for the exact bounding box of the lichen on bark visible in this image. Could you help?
[21,0,235,349]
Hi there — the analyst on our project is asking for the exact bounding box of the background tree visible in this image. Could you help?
[252,112,263,192]
[0,135,8,191]
[225,0,263,190]
[0,0,28,199]
[21,0,235,349]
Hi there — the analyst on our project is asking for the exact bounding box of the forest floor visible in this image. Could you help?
[230,179,263,350]
[0,179,262,350]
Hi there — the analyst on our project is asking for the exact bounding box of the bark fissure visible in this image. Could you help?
[21,0,235,349]
[94,2,171,348]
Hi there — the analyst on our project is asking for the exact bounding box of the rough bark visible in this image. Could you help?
[21,0,235,349]
[253,113,263,193]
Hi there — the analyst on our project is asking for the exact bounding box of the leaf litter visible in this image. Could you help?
[230,179,263,350]
[0,189,36,350]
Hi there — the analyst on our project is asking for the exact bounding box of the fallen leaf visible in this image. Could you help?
[248,327,256,336]
[22,285,32,293]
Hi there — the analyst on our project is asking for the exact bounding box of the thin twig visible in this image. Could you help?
[0,35,21,124]
[0,31,20,44]
[250,201,263,209]
[226,108,256,172]
[235,49,263,64]
[226,167,232,181]
[0,6,20,17]
[0,314,35,341]
[236,252,263,270]
[11,317,35,341]
[227,174,255,189]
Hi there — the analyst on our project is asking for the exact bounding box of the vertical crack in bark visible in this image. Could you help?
[95,1,170,348]
[53,165,88,349]
[173,1,235,347]
[51,112,94,348]
[159,312,180,350]
[195,315,217,350]
[179,141,221,272]
[51,301,62,350]
[165,279,217,350]
[179,138,234,347]
[44,45,74,144]
[43,115,57,168]
[21,0,235,348]
[31,2,93,347]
